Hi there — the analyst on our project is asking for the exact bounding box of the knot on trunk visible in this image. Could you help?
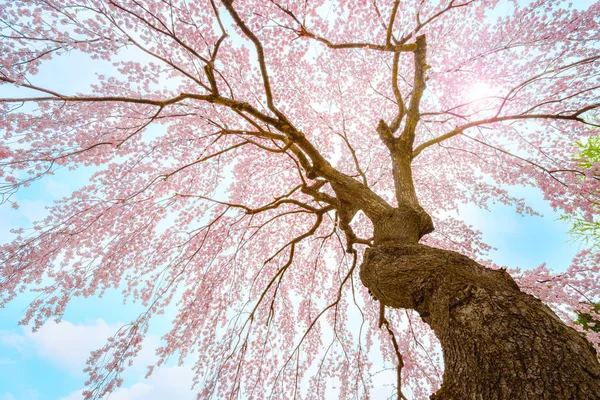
[359,244,496,314]
[372,205,433,246]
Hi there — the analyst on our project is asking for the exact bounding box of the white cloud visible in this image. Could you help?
[0,330,28,351]
[44,179,72,199]
[1,393,16,400]
[460,204,519,235]
[0,207,21,244]
[23,318,158,373]
[0,358,16,365]
[2,318,159,373]
[23,319,117,374]
[60,384,153,400]
[26,389,40,400]
[17,199,51,225]
[3,319,194,399]
[0,198,53,245]
[60,366,196,400]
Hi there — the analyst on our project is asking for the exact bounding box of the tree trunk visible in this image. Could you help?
[360,244,600,400]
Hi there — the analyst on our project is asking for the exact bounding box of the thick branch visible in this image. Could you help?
[389,51,406,133]
[377,120,396,151]
[385,0,401,46]
[399,35,427,150]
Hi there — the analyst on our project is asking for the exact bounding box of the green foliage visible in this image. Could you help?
[575,135,600,169]
[575,303,600,333]
[562,132,600,249]
[560,213,600,251]
[565,131,600,334]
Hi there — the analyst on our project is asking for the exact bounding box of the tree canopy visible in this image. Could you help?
[1,0,600,398]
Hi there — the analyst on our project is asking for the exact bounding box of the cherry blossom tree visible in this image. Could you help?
[1,0,600,398]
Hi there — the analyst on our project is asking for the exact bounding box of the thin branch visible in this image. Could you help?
[412,109,600,158]
[378,303,408,400]
[398,0,476,45]
[269,248,359,397]
[221,0,288,122]
[298,28,417,52]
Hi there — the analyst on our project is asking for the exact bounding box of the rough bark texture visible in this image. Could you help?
[372,205,434,246]
[360,244,600,400]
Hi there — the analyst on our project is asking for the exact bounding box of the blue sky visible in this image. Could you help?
[0,1,594,399]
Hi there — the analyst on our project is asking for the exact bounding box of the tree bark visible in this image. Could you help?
[360,244,600,400]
